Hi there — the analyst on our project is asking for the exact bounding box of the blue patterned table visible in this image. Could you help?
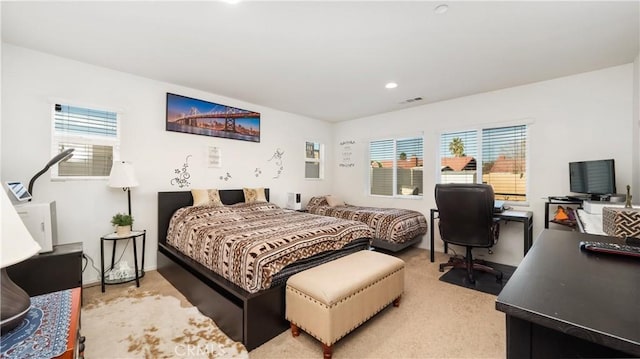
[1,288,81,359]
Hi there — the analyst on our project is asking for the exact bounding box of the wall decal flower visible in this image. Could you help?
[268,148,285,179]
[171,155,192,188]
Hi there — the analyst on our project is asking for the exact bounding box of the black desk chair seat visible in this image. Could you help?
[435,183,503,283]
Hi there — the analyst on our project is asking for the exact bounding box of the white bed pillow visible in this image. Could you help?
[307,196,329,207]
[191,189,224,207]
[325,195,345,207]
[243,187,267,203]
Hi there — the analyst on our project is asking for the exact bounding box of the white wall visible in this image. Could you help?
[333,64,635,266]
[2,43,636,276]
[1,44,335,285]
[633,53,640,201]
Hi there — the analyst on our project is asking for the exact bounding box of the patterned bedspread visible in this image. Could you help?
[306,197,428,244]
[166,202,373,293]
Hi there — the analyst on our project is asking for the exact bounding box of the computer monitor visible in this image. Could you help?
[569,159,616,196]
[6,181,32,202]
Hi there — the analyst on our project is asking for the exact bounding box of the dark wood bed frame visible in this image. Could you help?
[156,189,290,351]
[371,235,422,252]
[156,189,418,350]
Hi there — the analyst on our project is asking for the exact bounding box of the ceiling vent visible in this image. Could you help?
[399,97,423,105]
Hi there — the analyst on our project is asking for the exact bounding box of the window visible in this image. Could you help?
[439,124,527,202]
[52,103,119,178]
[369,136,423,197]
[305,141,323,179]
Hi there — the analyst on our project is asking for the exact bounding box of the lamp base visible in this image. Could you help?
[1,268,31,334]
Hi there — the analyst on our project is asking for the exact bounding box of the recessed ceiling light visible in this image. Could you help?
[434,4,449,14]
[221,0,241,4]
[385,82,398,89]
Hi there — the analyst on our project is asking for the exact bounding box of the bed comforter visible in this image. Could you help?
[306,197,428,244]
[166,202,373,293]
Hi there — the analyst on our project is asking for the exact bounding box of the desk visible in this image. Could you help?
[496,230,640,358]
[429,208,533,262]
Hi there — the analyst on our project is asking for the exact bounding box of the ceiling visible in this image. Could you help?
[2,1,639,122]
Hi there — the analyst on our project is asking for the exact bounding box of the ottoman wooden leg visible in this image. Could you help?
[322,343,333,359]
[393,295,402,307]
[290,322,300,337]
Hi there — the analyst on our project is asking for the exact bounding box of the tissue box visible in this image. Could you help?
[602,207,640,238]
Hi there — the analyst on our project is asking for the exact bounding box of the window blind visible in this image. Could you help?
[482,125,527,201]
[53,104,118,177]
[54,104,117,138]
[396,138,424,195]
[370,139,394,196]
[439,130,478,184]
[439,130,478,160]
[369,137,423,197]
[439,124,527,201]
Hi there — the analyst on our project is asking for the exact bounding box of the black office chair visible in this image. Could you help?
[435,183,502,283]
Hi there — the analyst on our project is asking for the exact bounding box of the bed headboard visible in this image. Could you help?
[157,189,270,245]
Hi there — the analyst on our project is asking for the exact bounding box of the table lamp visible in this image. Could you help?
[108,161,139,216]
[1,188,42,334]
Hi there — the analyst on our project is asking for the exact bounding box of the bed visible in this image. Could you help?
[305,195,429,252]
[157,189,372,350]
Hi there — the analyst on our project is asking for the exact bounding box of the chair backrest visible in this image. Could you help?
[435,183,496,248]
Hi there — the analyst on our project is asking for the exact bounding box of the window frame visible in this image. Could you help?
[50,102,121,180]
[437,123,529,205]
[304,141,324,180]
[368,135,424,199]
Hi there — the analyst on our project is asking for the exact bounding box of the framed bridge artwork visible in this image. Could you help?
[166,93,261,142]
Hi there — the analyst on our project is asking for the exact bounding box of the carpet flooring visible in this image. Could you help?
[83,247,506,358]
[82,272,249,359]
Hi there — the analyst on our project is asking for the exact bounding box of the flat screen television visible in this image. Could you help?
[569,159,616,197]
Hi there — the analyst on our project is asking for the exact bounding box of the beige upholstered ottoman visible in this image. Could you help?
[285,250,405,359]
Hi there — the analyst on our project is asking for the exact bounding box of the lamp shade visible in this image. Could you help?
[108,161,139,188]
[1,189,41,268]
[1,188,41,333]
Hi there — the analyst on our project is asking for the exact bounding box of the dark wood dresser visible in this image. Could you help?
[6,242,83,296]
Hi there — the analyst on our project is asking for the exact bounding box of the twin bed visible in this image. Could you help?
[306,195,429,252]
[157,189,428,350]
